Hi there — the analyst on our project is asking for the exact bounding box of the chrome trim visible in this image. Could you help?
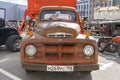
[47,32,73,38]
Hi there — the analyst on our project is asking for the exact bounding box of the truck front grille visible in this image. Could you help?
[46,53,58,58]
[47,32,73,38]
[62,53,74,57]
[37,44,82,59]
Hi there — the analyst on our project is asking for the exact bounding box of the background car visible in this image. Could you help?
[0,18,21,52]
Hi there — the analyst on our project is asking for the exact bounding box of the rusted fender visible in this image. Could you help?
[112,36,120,43]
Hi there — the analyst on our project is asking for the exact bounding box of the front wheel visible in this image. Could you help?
[118,45,120,57]
[104,43,117,53]
[25,69,35,73]
[6,35,22,52]
[97,38,106,53]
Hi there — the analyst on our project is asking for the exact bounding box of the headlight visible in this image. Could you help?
[83,45,94,57]
[113,31,118,34]
[25,45,36,57]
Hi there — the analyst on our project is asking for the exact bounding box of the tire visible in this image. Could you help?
[6,35,22,52]
[82,71,91,73]
[25,69,35,73]
[104,43,117,53]
[118,45,120,57]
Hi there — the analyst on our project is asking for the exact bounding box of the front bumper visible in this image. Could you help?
[22,62,99,72]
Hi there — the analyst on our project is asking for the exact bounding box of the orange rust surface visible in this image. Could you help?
[18,0,84,34]
[18,9,38,34]
[112,36,120,43]
[21,38,98,65]
[28,0,76,10]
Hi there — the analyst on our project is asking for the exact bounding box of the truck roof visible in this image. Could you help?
[40,6,76,12]
[28,0,76,10]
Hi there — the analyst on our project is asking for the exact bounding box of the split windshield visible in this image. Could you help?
[40,10,76,22]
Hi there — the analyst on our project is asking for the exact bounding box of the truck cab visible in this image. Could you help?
[20,0,99,72]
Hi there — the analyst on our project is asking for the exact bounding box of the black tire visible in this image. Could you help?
[104,43,117,53]
[82,71,91,73]
[118,51,120,57]
[25,69,35,73]
[6,35,21,52]
[118,45,120,57]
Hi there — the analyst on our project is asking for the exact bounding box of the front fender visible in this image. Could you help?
[4,28,19,42]
[76,34,96,41]
[112,36,120,43]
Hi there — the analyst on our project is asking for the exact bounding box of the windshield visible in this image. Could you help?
[40,10,76,22]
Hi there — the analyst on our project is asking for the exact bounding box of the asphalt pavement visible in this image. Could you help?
[0,47,120,80]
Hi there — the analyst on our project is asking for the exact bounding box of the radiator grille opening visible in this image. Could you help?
[62,53,74,57]
[46,53,58,58]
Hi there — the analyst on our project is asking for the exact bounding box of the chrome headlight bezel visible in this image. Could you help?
[25,45,37,57]
[83,45,94,57]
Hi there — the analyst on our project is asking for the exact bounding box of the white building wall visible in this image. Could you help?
[0,1,27,20]
[94,6,120,20]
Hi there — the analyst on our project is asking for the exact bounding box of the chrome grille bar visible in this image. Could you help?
[47,32,73,38]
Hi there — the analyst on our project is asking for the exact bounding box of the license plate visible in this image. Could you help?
[47,65,74,72]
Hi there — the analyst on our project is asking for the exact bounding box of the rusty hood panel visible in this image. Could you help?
[35,22,80,38]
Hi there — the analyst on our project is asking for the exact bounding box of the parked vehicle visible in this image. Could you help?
[97,21,120,53]
[0,18,21,52]
[92,6,120,54]
[19,0,99,72]
[89,20,120,54]
[112,36,120,57]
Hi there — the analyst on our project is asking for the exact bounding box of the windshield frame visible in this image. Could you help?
[39,10,77,22]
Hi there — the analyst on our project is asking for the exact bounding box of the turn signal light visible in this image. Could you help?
[85,32,90,37]
[28,31,33,37]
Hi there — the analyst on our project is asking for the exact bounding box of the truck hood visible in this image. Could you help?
[36,22,80,38]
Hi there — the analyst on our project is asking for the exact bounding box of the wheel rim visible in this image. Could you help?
[98,47,103,51]
[14,39,21,49]
[114,31,118,35]
[109,44,117,53]
[98,42,106,51]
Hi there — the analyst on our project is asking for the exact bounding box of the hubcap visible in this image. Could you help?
[14,39,21,49]
[100,42,106,49]
[110,44,117,52]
